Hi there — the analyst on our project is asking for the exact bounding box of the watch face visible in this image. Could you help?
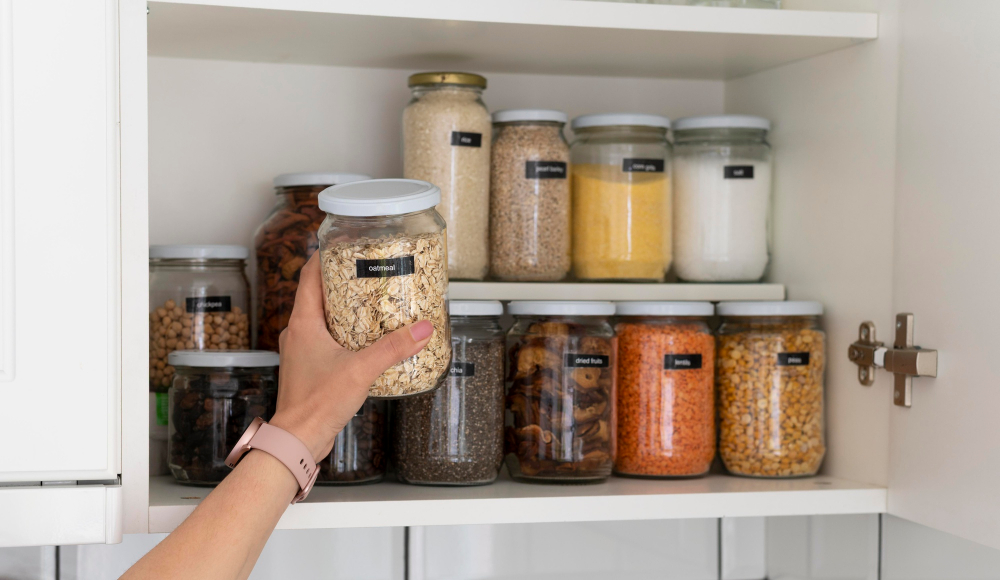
[224,416,266,468]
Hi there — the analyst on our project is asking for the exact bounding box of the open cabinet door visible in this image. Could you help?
[887,0,1000,551]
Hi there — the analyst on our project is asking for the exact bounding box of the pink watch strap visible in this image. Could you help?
[226,418,318,504]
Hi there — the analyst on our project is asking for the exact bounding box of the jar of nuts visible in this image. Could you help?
[716,301,826,478]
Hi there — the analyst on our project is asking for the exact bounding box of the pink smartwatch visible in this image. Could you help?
[225,417,318,504]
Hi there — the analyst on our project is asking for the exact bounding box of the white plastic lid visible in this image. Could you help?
[673,115,771,132]
[273,172,372,188]
[615,301,714,317]
[149,245,249,260]
[318,179,441,217]
[716,301,823,316]
[508,301,615,316]
[571,113,671,131]
[168,350,279,368]
[492,109,568,124]
[450,300,503,316]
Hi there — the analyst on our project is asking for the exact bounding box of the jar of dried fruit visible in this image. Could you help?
[254,172,371,352]
[614,301,715,478]
[716,301,826,478]
[317,399,387,485]
[505,301,616,482]
[317,179,451,398]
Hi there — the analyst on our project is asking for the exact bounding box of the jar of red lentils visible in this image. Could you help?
[613,301,715,478]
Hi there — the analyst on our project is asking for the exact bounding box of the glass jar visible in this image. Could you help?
[569,113,672,281]
[317,399,387,485]
[716,301,826,478]
[167,350,278,485]
[254,172,371,352]
[317,179,451,398]
[393,301,506,486]
[403,72,491,281]
[688,0,780,8]
[505,301,616,482]
[614,302,715,478]
[673,116,773,282]
[489,110,571,281]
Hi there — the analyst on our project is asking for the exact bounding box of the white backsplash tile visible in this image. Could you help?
[0,546,56,580]
[767,514,879,580]
[881,515,1000,579]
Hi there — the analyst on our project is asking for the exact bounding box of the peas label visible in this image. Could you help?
[777,352,810,366]
[355,256,416,279]
[724,165,755,179]
[525,161,567,179]
[664,354,703,370]
[449,362,476,377]
[185,295,232,313]
[451,131,482,147]
[622,158,665,173]
[565,354,610,368]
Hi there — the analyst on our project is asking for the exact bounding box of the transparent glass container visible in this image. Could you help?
[167,351,278,486]
[569,115,673,281]
[716,302,826,478]
[672,117,773,282]
[317,399,387,485]
[394,301,506,485]
[403,72,491,280]
[505,301,617,482]
[489,110,571,281]
[614,302,716,478]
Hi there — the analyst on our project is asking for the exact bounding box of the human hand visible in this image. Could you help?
[268,253,434,461]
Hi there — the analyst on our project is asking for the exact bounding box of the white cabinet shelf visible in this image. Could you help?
[448,282,785,301]
[147,0,877,79]
[148,474,885,533]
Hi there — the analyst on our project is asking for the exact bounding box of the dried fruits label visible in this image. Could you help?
[621,158,665,173]
[663,354,703,370]
[564,354,610,368]
[185,295,232,313]
[450,131,482,147]
[724,165,755,179]
[155,392,169,426]
[777,352,811,366]
[449,362,475,377]
[525,161,567,179]
[354,256,416,279]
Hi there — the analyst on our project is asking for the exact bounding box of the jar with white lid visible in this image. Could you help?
[167,350,278,485]
[673,115,773,282]
[505,301,616,482]
[716,301,826,478]
[317,179,451,399]
[570,113,672,281]
[403,72,491,281]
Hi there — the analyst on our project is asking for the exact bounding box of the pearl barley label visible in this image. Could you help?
[355,256,416,279]
[525,161,567,179]
[564,354,610,368]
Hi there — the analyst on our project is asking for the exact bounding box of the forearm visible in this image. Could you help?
[121,450,296,580]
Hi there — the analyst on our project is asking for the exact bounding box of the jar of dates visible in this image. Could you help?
[317,399,388,485]
[254,172,371,351]
[167,350,278,485]
[505,301,616,482]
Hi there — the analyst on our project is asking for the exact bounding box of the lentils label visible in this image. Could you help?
[663,354,703,370]
[355,256,416,279]
[185,295,232,313]
[451,131,483,147]
[525,161,567,179]
[724,165,755,179]
[622,158,665,173]
[777,352,811,366]
[449,362,476,377]
[564,354,610,368]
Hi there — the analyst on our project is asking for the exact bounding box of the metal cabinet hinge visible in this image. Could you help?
[847,313,938,408]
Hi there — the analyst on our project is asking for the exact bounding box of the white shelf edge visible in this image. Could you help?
[448,282,785,302]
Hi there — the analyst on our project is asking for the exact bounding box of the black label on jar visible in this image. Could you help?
[355,256,416,279]
[185,296,232,313]
[451,131,482,147]
[664,354,703,370]
[622,158,665,173]
[777,352,810,366]
[565,354,610,368]
[449,362,476,377]
[525,161,567,179]
[724,165,755,179]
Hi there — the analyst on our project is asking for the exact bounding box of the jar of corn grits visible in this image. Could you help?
[716,301,826,478]
[614,301,715,478]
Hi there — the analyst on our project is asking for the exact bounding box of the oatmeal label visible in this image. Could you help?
[622,158,665,173]
[185,295,232,313]
[451,131,483,147]
[777,352,811,366]
[663,354,703,370]
[449,362,476,377]
[565,354,610,368]
[355,256,416,279]
[525,161,568,179]
[724,165,755,179]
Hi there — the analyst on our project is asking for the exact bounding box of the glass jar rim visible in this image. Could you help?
[492,109,567,124]
[508,301,615,316]
[673,115,770,132]
[717,301,823,316]
[168,350,278,368]
[149,244,248,260]
[408,72,487,89]
[615,301,714,317]
[318,179,440,217]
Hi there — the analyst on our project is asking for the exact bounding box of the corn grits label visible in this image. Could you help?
[525,161,567,179]
[565,354,610,368]
[663,354,703,370]
[777,352,810,366]
[622,158,665,173]
[724,165,755,179]
[449,362,476,377]
[355,256,416,278]
[451,131,482,147]
[185,295,231,313]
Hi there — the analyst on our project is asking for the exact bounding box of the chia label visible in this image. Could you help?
[451,131,482,147]
[777,352,810,366]
[724,165,755,179]
[663,354,703,370]
[449,362,476,377]
[622,158,665,173]
[355,256,416,279]
[525,161,567,179]
[565,354,610,368]
[185,295,231,313]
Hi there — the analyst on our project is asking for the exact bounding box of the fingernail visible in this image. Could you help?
[409,320,433,341]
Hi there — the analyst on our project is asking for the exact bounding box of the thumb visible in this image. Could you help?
[353,320,435,382]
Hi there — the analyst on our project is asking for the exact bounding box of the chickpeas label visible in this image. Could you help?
[777,352,811,366]
[525,161,567,179]
[185,295,232,313]
[663,354,703,370]
[354,256,416,279]
[564,354,610,368]
[622,158,665,173]
[449,362,476,377]
[450,131,482,147]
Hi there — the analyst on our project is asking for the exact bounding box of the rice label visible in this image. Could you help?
[622,158,665,173]
[449,362,476,377]
[525,161,567,179]
[777,352,810,366]
[355,256,416,278]
[451,131,482,147]
[565,354,610,368]
[664,354,703,370]
[724,165,755,179]
[185,296,232,313]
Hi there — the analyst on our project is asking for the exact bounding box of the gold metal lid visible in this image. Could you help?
[408,72,487,89]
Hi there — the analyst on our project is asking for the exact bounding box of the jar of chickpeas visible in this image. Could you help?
[715,301,825,478]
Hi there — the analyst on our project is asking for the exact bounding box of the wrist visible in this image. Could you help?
[268,413,328,463]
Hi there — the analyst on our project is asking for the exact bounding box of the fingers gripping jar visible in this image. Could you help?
[317,179,451,398]
[716,301,826,478]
